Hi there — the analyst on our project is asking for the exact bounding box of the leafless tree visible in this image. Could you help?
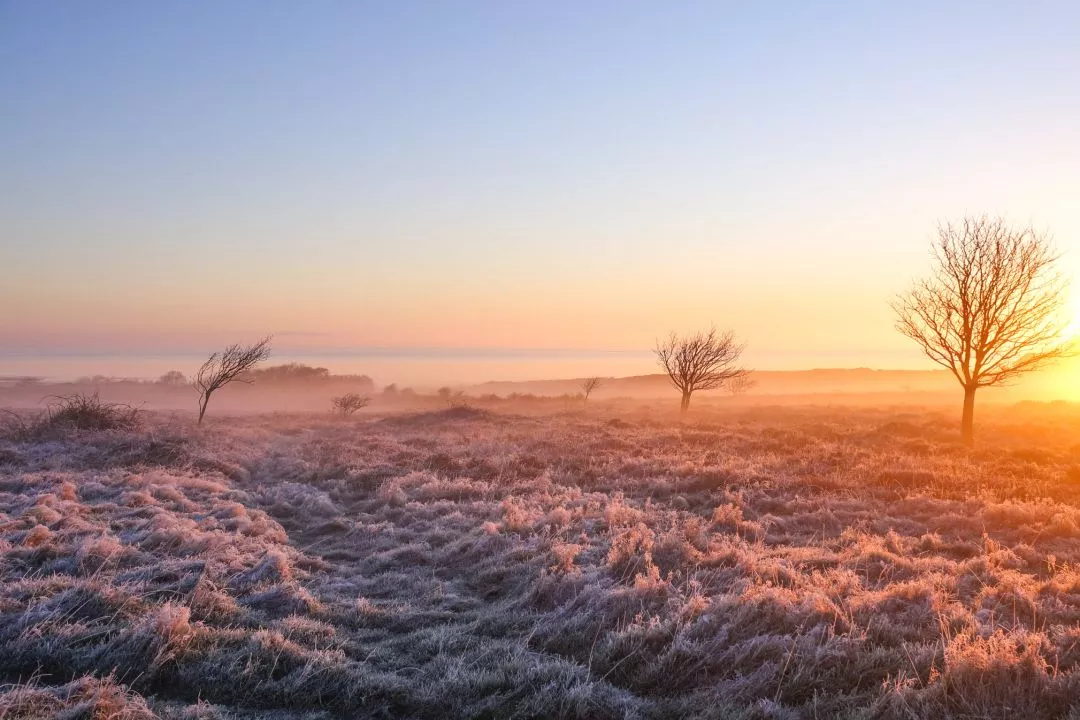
[331,392,370,416]
[655,327,749,412]
[193,336,272,425]
[893,216,1071,446]
[580,377,602,403]
[727,374,757,397]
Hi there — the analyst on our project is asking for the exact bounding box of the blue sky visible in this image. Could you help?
[2,1,1079,368]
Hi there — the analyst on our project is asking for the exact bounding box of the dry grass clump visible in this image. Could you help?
[5,403,1080,717]
[2,393,141,441]
[0,674,156,720]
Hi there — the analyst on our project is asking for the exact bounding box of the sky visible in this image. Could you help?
[2,1,1080,372]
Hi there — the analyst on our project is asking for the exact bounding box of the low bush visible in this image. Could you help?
[2,393,140,440]
[330,393,370,416]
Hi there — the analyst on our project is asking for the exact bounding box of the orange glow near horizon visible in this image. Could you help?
[3,3,1080,389]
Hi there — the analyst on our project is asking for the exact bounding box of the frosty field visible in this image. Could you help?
[3,402,1080,719]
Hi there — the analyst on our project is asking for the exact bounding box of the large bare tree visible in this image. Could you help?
[193,336,272,425]
[893,216,1071,445]
[655,327,748,412]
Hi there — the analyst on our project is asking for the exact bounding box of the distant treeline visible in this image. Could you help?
[240,363,375,390]
[63,363,377,393]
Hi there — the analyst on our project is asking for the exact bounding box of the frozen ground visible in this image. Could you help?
[2,403,1080,718]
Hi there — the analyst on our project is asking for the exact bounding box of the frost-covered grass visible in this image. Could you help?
[3,403,1080,718]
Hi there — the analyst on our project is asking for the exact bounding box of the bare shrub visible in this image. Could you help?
[193,336,272,424]
[330,392,370,416]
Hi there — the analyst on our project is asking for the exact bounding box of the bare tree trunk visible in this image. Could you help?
[198,394,208,425]
[680,390,691,412]
[961,384,976,447]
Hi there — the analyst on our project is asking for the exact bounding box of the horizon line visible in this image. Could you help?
[0,344,925,359]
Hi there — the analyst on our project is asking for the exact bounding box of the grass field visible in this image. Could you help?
[3,402,1080,718]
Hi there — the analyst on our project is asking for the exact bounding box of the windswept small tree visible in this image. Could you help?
[193,336,272,425]
[580,377,602,403]
[655,327,748,412]
[893,216,1071,446]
